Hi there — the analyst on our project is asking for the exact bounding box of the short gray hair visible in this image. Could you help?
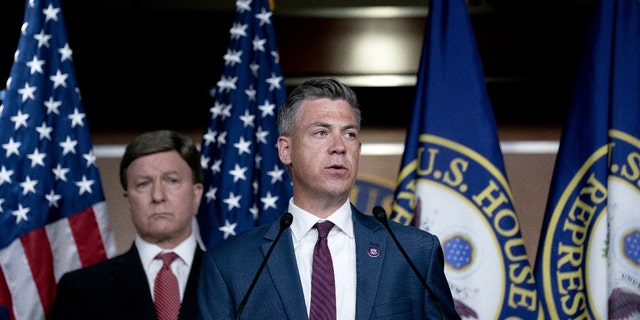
[277,78,362,136]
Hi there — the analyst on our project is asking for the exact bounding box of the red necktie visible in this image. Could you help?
[309,221,336,320]
[154,252,180,320]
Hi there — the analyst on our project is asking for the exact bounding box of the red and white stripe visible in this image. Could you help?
[0,202,116,320]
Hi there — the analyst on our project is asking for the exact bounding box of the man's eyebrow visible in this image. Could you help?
[342,124,360,131]
[310,121,331,128]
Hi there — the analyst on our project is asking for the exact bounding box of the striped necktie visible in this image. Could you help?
[309,221,336,320]
[154,252,180,320]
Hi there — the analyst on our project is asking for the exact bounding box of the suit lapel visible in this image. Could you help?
[263,222,308,319]
[352,208,387,319]
[112,245,158,319]
[256,208,388,318]
[180,246,203,320]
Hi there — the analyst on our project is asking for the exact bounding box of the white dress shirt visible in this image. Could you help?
[289,199,357,320]
[136,233,197,302]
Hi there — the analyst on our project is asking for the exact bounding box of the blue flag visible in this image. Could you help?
[534,0,640,318]
[0,0,116,318]
[390,0,539,318]
[197,0,292,247]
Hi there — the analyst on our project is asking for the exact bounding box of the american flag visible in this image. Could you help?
[0,0,116,319]
[197,0,292,248]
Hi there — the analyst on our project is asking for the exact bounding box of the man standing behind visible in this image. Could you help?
[198,78,460,319]
[52,130,205,320]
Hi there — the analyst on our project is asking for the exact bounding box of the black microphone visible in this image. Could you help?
[372,206,444,320]
[235,212,293,320]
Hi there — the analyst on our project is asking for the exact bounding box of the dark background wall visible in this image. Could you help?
[1,0,594,133]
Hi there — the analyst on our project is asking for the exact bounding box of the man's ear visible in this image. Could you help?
[277,136,292,165]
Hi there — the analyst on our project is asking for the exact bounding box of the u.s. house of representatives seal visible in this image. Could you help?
[538,130,640,319]
[393,134,539,319]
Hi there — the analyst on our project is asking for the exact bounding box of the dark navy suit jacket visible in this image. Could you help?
[52,243,203,320]
[197,205,460,319]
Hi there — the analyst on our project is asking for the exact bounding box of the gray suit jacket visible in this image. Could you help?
[197,205,460,319]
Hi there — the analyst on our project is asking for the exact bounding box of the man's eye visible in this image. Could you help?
[345,131,358,139]
[136,181,150,189]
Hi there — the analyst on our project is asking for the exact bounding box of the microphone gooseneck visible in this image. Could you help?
[235,212,293,320]
[372,206,444,320]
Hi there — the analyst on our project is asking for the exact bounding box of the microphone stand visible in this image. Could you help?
[372,206,444,320]
[235,212,293,320]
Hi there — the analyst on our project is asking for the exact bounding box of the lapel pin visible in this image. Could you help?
[367,245,381,258]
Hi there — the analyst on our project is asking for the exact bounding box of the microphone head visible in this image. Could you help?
[372,206,388,223]
[280,212,293,229]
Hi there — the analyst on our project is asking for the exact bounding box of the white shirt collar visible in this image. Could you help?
[288,198,354,242]
[135,232,197,268]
